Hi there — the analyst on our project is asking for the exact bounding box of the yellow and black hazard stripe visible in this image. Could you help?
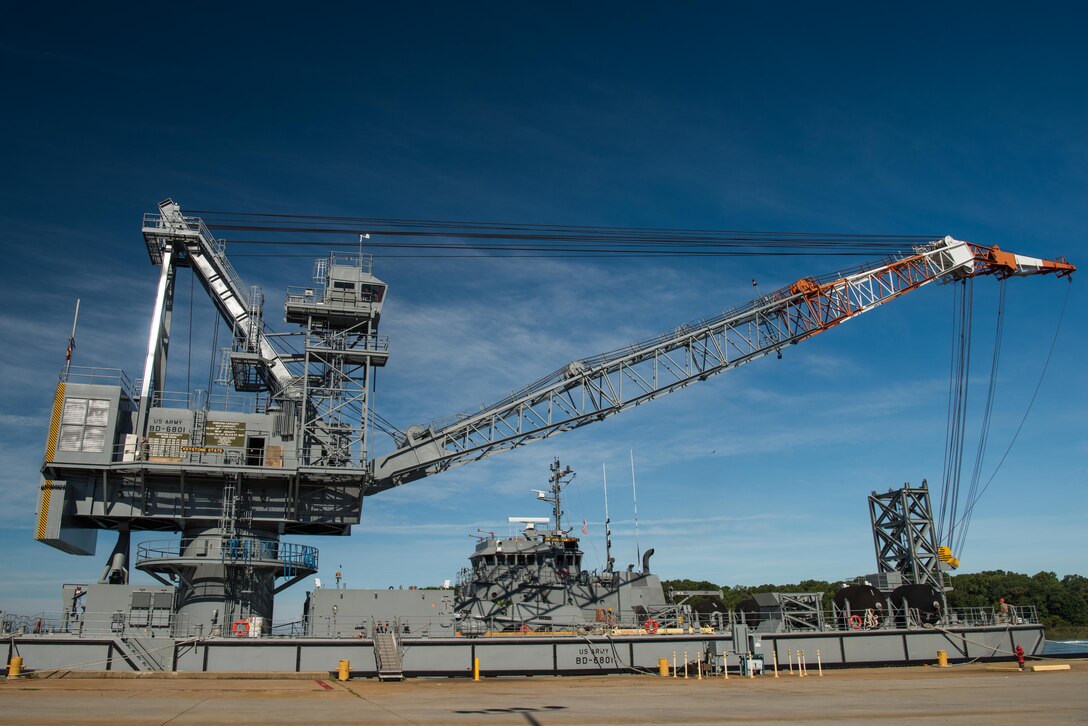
[36,382,66,541]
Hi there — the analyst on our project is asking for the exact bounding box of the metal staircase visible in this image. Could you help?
[373,631,403,681]
[116,636,166,671]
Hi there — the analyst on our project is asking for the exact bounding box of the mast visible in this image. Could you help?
[630,450,641,567]
[603,462,614,573]
[547,458,573,532]
[63,299,80,378]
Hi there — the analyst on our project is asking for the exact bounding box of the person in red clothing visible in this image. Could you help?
[1015,644,1025,671]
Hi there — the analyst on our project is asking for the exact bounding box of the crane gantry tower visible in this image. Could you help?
[35,200,1074,634]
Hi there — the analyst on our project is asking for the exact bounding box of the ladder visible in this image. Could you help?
[116,636,166,671]
[373,631,403,681]
[191,409,207,448]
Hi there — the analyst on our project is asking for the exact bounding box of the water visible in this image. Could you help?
[1043,640,1088,655]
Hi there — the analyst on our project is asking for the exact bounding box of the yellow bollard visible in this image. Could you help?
[473,657,480,681]
[788,648,794,674]
[683,651,688,679]
[658,657,669,677]
[7,656,23,679]
[723,654,729,680]
[747,651,754,679]
[773,649,779,678]
[697,650,702,680]
[937,649,948,668]
[798,650,805,678]
[338,659,350,681]
[817,649,823,677]
[672,651,677,678]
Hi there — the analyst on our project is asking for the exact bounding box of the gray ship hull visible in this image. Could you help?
[6,623,1045,676]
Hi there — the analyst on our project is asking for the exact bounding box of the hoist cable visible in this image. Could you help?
[939,278,973,549]
[955,280,1006,558]
[189,208,935,240]
[935,282,961,544]
[954,282,1072,531]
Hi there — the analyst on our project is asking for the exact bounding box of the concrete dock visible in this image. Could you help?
[1,662,1085,724]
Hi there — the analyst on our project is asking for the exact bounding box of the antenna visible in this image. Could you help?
[64,298,80,377]
[630,450,641,566]
[603,461,613,573]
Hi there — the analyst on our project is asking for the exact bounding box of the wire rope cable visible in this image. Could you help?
[955,280,1007,558]
[955,283,1072,527]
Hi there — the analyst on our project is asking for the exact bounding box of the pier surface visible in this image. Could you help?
[2,662,1085,724]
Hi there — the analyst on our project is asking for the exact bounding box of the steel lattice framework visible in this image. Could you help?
[370,237,1073,491]
[868,482,946,596]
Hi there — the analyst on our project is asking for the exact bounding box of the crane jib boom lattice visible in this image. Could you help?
[369,237,1074,492]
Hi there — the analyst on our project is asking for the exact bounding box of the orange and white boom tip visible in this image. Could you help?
[974,245,1076,278]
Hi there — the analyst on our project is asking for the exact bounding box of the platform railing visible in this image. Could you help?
[292,602,1039,639]
[148,388,274,414]
[136,538,319,576]
[721,604,1040,633]
[59,365,136,398]
[7,610,191,639]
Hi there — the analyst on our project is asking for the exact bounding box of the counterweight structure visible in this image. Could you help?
[35,200,1074,634]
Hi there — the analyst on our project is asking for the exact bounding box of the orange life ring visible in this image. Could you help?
[557,568,569,579]
[849,614,863,630]
[232,619,250,637]
[519,624,532,634]
[644,618,659,634]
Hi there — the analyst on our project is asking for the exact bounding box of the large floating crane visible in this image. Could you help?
[35,200,1074,633]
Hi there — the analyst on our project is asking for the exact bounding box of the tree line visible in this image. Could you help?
[663,570,1088,633]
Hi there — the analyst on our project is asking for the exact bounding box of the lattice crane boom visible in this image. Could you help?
[369,236,1073,492]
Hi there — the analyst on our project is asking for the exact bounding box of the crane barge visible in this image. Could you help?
[13,199,1074,676]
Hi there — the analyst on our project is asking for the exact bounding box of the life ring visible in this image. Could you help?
[557,568,568,579]
[519,624,532,634]
[232,619,250,637]
[644,618,659,634]
[849,614,863,630]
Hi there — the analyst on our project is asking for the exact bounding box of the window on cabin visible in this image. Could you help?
[58,397,110,453]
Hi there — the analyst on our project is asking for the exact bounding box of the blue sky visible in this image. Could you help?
[1,4,1084,620]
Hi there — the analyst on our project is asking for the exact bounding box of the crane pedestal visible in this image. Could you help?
[136,527,318,636]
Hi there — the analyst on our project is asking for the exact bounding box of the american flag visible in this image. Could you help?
[581,518,588,536]
[65,337,76,362]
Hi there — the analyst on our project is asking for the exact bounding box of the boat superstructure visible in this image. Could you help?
[454,460,668,632]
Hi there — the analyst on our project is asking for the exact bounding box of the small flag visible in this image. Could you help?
[751,278,758,287]
[582,518,588,536]
[65,337,76,362]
